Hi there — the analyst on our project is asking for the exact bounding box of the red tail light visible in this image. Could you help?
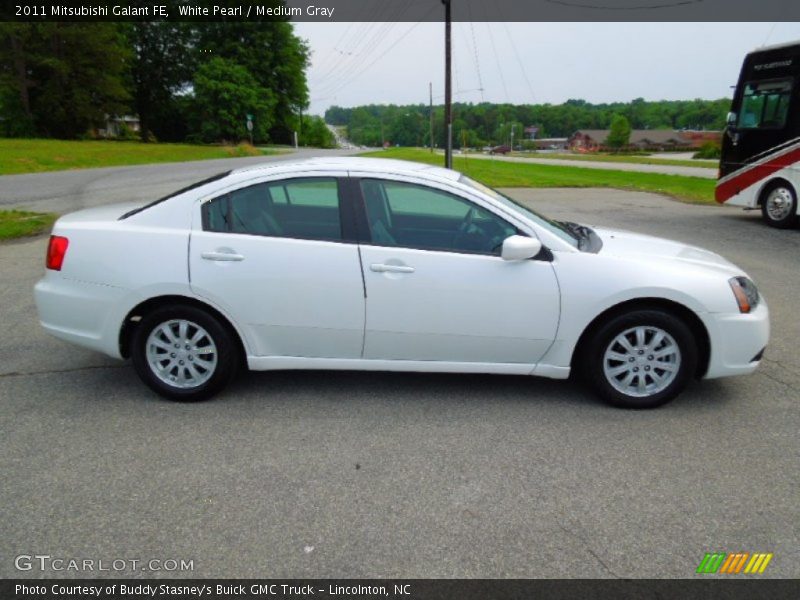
[46,235,69,271]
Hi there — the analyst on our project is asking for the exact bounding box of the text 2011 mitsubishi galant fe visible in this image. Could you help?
[35,157,769,408]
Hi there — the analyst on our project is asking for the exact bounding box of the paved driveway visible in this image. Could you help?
[0,179,797,578]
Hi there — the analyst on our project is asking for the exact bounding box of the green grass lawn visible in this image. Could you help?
[503,151,719,169]
[362,148,717,204]
[0,210,57,241]
[0,139,280,175]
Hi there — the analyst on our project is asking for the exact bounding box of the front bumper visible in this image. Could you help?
[702,299,770,379]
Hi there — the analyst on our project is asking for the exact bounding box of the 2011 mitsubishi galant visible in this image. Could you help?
[34,157,769,408]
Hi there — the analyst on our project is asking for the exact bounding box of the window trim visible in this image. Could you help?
[121,170,231,220]
[352,176,523,257]
[200,176,358,244]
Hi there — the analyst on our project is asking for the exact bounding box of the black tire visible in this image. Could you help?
[131,304,239,402]
[581,309,698,409]
[760,181,797,229]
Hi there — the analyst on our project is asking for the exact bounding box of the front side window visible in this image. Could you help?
[203,178,342,242]
[360,179,517,255]
[459,175,579,248]
[738,78,793,129]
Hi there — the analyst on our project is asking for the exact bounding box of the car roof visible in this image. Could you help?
[231,156,461,182]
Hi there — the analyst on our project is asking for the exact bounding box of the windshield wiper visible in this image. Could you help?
[558,220,593,248]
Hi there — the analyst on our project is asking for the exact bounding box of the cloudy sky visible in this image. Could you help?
[293,22,800,115]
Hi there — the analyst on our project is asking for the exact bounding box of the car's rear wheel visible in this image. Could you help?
[583,309,697,409]
[131,304,239,401]
[760,182,797,228]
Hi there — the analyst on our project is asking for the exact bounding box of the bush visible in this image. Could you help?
[224,143,262,157]
[117,122,139,141]
[693,141,721,160]
[299,115,336,148]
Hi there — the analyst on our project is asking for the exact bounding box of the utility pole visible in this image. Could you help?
[429,82,434,153]
[443,0,452,168]
[510,124,515,152]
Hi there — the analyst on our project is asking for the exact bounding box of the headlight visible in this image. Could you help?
[729,277,759,313]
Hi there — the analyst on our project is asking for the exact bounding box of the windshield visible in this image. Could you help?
[458,175,579,248]
[737,78,793,129]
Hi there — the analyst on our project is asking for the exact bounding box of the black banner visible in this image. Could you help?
[4,0,800,22]
[2,579,800,600]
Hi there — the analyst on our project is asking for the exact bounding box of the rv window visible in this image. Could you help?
[738,78,793,129]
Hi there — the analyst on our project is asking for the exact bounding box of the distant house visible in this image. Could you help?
[524,126,540,140]
[568,129,720,152]
[680,130,723,148]
[97,115,140,138]
[531,137,569,150]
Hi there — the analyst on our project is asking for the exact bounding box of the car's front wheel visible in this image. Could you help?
[131,304,239,401]
[583,309,698,409]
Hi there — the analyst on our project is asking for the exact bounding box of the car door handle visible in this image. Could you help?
[201,251,245,262]
[370,263,415,273]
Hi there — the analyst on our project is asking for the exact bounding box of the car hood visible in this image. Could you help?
[592,226,742,274]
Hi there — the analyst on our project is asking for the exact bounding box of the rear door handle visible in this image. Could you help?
[370,263,415,273]
[201,251,245,262]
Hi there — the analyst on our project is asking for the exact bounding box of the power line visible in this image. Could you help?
[762,22,778,46]
[465,2,484,103]
[311,22,357,74]
[468,22,485,102]
[313,2,414,92]
[311,11,436,103]
[499,21,537,104]
[314,22,395,86]
[313,23,402,96]
[454,24,480,101]
[484,22,510,103]
[313,2,405,86]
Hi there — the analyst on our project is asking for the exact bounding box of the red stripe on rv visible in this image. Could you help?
[715,146,800,203]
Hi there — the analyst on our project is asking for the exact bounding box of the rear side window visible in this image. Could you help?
[202,178,343,242]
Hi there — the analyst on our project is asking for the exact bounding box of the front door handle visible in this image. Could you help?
[370,263,415,273]
[201,251,245,262]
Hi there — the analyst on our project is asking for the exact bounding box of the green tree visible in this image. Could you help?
[125,20,196,142]
[328,98,730,148]
[0,23,130,138]
[606,114,632,150]
[194,20,309,144]
[299,115,336,148]
[193,58,275,143]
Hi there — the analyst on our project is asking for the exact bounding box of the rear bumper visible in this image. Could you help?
[34,273,129,359]
[703,300,770,379]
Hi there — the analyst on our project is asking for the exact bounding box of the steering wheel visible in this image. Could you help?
[458,207,476,233]
[453,208,495,252]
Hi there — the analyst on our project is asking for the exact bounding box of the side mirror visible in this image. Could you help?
[725,111,738,143]
[501,235,542,261]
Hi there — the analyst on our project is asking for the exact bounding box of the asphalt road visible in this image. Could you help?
[1,172,798,578]
[457,152,717,178]
[0,147,361,214]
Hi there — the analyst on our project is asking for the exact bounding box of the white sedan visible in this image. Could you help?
[35,157,769,408]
